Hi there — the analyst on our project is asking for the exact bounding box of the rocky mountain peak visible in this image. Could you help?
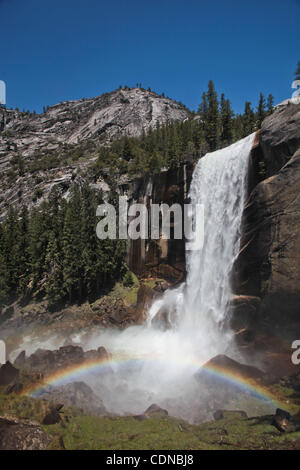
[0,88,190,217]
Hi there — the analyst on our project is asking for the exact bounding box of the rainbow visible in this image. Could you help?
[22,353,283,408]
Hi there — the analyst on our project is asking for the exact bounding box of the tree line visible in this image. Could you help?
[1,74,294,309]
[0,185,126,308]
[92,80,274,179]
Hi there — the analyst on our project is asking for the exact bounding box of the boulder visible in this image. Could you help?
[272,408,296,433]
[0,362,19,386]
[153,281,169,293]
[0,416,51,450]
[144,403,168,417]
[42,407,62,425]
[38,381,107,416]
[14,350,26,368]
[24,344,111,375]
[198,354,265,381]
[151,263,184,284]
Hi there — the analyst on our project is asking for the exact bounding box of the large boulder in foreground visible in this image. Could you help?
[0,416,50,450]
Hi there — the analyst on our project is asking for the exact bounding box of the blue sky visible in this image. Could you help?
[0,0,299,113]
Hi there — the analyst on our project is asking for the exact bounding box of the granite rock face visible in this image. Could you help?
[37,381,107,416]
[0,88,189,218]
[235,103,300,333]
[127,162,194,278]
[259,102,300,177]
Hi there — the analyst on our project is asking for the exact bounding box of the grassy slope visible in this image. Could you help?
[45,413,300,450]
[1,389,300,450]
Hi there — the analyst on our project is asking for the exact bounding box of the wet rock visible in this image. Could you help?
[198,355,265,381]
[152,263,184,284]
[97,346,111,361]
[14,350,26,368]
[229,295,261,330]
[272,408,296,433]
[25,344,110,375]
[234,328,256,346]
[153,281,169,293]
[38,381,107,416]
[144,404,168,417]
[135,284,154,323]
[151,307,172,331]
[236,103,300,331]
[0,362,19,386]
[0,416,51,450]
[42,407,62,425]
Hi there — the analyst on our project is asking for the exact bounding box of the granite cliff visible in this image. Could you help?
[0,87,189,218]
[234,102,300,339]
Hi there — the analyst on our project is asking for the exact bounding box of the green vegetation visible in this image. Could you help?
[0,83,276,309]
[0,391,299,450]
[0,372,299,450]
[0,185,127,308]
[1,83,274,183]
[92,82,274,179]
[27,141,98,173]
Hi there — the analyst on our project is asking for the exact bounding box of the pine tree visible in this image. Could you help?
[122,137,132,161]
[0,225,9,304]
[267,94,274,114]
[256,93,266,128]
[220,93,234,145]
[203,81,220,151]
[62,188,83,302]
[198,91,208,121]
[242,101,255,137]
[80,184,101,297]
[15,206,30,294]
[3,207,19,291]
[28,200,54,297]
[45,231,63,308]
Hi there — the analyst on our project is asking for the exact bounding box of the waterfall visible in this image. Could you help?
[149,133,255,352]
[185,133,255,324]
[63,134,256,418]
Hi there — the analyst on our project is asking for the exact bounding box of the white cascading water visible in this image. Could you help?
[170,132,255,344]
[86,133,256,418]
[185,132,255,331]
[16,133,256,421]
